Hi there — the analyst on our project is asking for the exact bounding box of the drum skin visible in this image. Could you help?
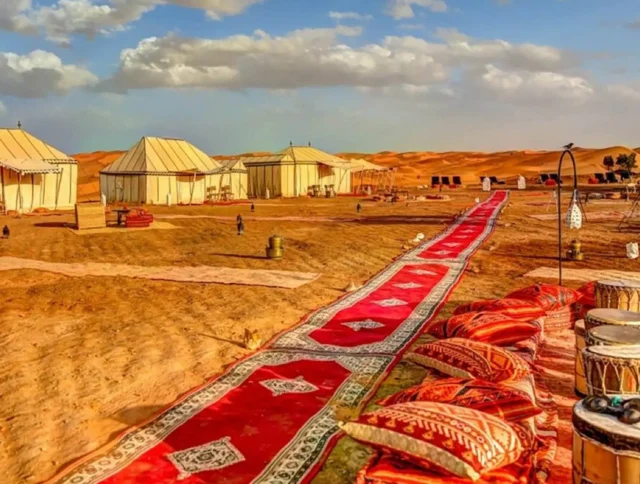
[586,326,640,348]
[585,308,640,331]
[573,399,640,484]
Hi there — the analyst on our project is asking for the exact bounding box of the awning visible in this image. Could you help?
[0,158,62,175]
[350,159,388,173]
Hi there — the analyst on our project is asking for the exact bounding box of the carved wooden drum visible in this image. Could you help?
[595,280,640,313]
[575,319,588,396]
[586,326,640,348]
[583,345,640,397]
[585,309,640,332]
[573,398,640,484]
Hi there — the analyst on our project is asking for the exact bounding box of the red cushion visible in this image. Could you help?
[341,402,524,481]
[453,298,546,321]
[407,338,531,383]
[506,284,579,311]
[378,378,541,422]
[356,452,533,484]
[576,281,596,307]
[428,312,541,346]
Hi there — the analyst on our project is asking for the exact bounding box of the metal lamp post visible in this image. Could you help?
[556,148,587,285]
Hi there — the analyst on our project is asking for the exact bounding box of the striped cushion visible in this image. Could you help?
[378,378,541,423]
[506,284,579,311]
[429,312,541,346]
[341,402,524,481]
[453,298,546,321]
[407,338,531,383]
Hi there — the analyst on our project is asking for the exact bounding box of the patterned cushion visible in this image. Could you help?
[575,281,596,320]
[543,305,579,332]
[378,378,542,422]
[453,298,546,321]
[506,284,579,311]
[428,312,541,346]
[341,402,524,481]
[407,338,531,383]
[356,452,534,484]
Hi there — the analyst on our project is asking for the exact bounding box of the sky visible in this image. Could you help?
[1,0,640,155]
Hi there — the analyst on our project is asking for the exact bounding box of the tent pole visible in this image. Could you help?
[0,168,6,214]
[18,173,22,212]
[55,169,62,210]
[31,174,35,211]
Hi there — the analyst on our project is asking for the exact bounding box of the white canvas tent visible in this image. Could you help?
[241,145,352,198]
[100,137,223,205]
[0,128,77,213]
[349,159,389,193]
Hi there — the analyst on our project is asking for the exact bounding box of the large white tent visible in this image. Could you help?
[0,128,77,213]
[100,137,223,205]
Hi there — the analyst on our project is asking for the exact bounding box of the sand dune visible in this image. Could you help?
[72,146,639,200]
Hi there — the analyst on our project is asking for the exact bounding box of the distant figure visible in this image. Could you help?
[250,203,255,213]
[517,175,526,190]
[237,215,244,235]
[356,203,362,213]
[2,225,9,239]
[563,142,574,150]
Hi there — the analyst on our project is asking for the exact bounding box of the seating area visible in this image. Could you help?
[590,172,633,184]
[431,175,463,188]
[124,209,154,228]
[349,282,585,484]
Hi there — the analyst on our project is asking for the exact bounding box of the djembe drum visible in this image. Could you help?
[595,280,640,312]
[573,398,640,484]
[585,309,640,332]
[586,326,640,348]
[575,320,588,396]
[583,345,640,396]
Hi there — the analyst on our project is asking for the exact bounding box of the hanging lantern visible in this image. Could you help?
[565,189,583,230]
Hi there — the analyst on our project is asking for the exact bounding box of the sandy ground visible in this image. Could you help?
[1,189,638,483]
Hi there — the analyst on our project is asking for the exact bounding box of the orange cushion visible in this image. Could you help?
[407,338,531,383]
[341,402,524,481]
[378,378,541,423]
[453,298,546,320]
[428,312,541,346]
[506,284,579,311]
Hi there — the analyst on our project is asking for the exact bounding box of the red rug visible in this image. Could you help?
[50,192,509,484]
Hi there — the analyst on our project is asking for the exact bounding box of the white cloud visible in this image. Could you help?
[329,11,372,21]
[480,64,594,102]
[385,0,448,20]
[607,83,640,101]
[0,50,98,98]
[0,0,264,45]
[100,27,580,101]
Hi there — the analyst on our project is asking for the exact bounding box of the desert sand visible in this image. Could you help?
[2,147,640,483]
[74,146,639,202]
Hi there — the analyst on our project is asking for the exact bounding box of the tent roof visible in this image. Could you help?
[206,158,248,175]
[102,137,221,175]
[240,146,351,168]
[350,158,387,173]
[0,128,76,164]
[0,158,62,175]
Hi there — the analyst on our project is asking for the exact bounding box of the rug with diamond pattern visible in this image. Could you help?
[50,191,509,484]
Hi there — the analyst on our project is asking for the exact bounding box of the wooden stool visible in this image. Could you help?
[583,345,640,397]
[576,319,588,397]
[573,398,640,484]
[595,280,640,312]
[585,309,640,332]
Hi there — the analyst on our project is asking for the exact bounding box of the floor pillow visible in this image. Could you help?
[437,312,541,346]
[341,402,524,481]
[453,298,546,321]
[378,377,541,423]
[407,338,531,383]
[356,452,534,484]
[506,284,579,311]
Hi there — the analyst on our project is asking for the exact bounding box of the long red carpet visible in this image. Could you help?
[51,191,509,484]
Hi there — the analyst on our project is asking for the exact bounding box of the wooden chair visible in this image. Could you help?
[539,174,550,184]
[431,176,440,188]
[441,176,451,185]
[452,176,462,186]
[606,172,619,183]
